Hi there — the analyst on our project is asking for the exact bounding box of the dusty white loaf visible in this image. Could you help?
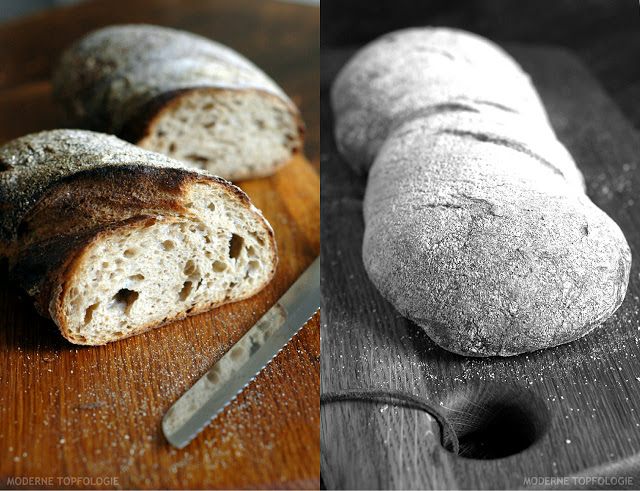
[332,27,631,356]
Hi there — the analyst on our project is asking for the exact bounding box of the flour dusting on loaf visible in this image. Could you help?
[0,130,277,345]
[332,27,631,356]
[52,24,304,181]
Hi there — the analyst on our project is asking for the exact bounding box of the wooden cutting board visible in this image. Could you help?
[0,123,320,490]
[0,1,319,489]
[321,46,640,489]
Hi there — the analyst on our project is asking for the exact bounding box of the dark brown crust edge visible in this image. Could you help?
[11,163,253,249]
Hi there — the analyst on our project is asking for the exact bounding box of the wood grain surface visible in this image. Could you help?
[0,0,320,489]
[320,46,640,489]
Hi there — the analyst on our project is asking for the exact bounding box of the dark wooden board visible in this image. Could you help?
[0,1,320,489]
[320,46,640,489]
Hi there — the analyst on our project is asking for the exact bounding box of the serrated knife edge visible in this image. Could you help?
[162,256,320,448]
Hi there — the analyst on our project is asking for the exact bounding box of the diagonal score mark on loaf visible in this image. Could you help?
[360,99,524,170]
[391,98,520,134]
[386,101,566,182]
[437,128,567,180]
[469,99,519,114]
[387,102,480,137]
[332,27,632,356]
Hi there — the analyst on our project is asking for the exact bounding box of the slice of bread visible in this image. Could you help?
[136,88,301,180]
[52,24,304,181]
[0,130,277,345]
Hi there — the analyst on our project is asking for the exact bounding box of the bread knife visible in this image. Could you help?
[162,256,320,448]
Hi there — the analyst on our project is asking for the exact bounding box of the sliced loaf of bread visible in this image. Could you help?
[52,24,304,181]
[0,129,277,345]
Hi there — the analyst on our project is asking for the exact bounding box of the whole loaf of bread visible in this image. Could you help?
[332,28,631,356]
[0,130,277,345]
[52,24,304,181]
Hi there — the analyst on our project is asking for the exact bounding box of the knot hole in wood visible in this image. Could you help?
[440,382,550,459]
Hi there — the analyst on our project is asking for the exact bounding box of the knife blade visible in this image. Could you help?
[162,256,320,448]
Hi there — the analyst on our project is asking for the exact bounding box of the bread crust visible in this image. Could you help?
[1,129,277,345]
[52,24,304,179]
[0,130,249,246]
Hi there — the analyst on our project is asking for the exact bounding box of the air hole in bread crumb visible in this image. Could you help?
[213,260,227,272]
[255,119,265,129]
[250,232,265,246]
[229,234,244,259]
[129,274,145,281]
[124,248,139,258]
[247,260,260,278]
[202,103,214,111]
[162,240,175,251]
[207,203,216,212]
[204,121,216,128]
[114,289,139,315]
[169,143,176,153]
[179,281,192,301]
[183,260,197,276]
[84,303,100,324]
